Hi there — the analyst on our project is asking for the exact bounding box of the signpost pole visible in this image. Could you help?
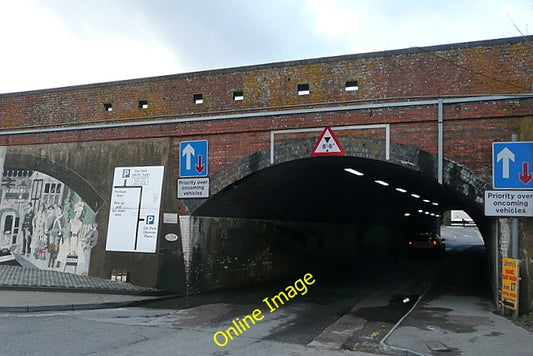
[437,99,443,184]
[510,134,519,319]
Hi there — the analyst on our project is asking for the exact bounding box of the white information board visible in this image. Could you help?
[484,190,533,217]
[177,178,209,198]
[106,166,164,253]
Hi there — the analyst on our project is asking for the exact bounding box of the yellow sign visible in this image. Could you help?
[501,258,519,310]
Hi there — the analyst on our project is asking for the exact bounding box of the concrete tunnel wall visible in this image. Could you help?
[186,216,397,294]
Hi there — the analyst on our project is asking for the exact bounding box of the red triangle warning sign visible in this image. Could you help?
[311,127,345,156]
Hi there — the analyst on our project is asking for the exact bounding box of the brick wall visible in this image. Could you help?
[0,98,531,190]
[1,36,531,129]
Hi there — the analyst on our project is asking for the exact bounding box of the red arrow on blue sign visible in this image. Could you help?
[196,155,205,173]
[520,162,532,184]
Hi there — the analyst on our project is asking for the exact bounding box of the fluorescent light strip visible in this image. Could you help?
[342,168,442,211]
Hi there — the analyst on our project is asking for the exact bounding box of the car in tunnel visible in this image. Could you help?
[407,232,446,256]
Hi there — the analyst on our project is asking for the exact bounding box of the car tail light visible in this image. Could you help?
[432,240,437,246]
[408,241,412,245]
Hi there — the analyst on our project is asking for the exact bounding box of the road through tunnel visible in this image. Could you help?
[186,154,493,296]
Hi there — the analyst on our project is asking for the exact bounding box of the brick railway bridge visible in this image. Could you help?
[0,36,532,312]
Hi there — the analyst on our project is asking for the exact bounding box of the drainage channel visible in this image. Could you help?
[342,294,421,353]
[308,279,431,354]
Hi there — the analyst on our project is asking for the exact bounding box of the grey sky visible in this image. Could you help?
[0,0,531,94]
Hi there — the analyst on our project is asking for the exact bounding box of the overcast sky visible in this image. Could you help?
[0,0,531,94]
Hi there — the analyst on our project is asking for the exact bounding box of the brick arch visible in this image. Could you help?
[5,153,104,212]
[182,137,489,216]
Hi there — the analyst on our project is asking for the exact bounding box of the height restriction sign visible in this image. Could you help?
[311,127,345,156]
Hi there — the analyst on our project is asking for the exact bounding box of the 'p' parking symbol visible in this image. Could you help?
[146,215,155,225]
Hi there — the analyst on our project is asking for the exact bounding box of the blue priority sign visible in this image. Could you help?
[179,140,208,177]
[493,142,533,189]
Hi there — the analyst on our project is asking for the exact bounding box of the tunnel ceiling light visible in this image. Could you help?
[411,193,421,199]
[423,199,430,203]
[418,209,423,213]
[404,213,411,217]
[432,202,439,206]
[374,180,389,186]
[344,168,364,176]
[395,187,407,193]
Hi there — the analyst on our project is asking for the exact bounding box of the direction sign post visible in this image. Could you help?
[493,142,533,189]
[490,140,532,317]
[179,140,208,177]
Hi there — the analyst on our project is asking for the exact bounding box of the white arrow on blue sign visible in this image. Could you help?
[493,142,533,189]
[179,140,208,177]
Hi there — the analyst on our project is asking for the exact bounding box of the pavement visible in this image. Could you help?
[0,264,166,312]
[1,264,532,355]
[380,290,533,356]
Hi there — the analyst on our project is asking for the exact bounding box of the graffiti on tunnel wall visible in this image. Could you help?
[0,168,98,275]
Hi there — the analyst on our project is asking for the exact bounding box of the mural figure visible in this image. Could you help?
[21,203,34,255]
[0,168,98,275]
[31,204,48,260]
[82,223,98,251]
[49,205,66,268]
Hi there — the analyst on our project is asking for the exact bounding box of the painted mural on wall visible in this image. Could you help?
[0,168,98,275]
